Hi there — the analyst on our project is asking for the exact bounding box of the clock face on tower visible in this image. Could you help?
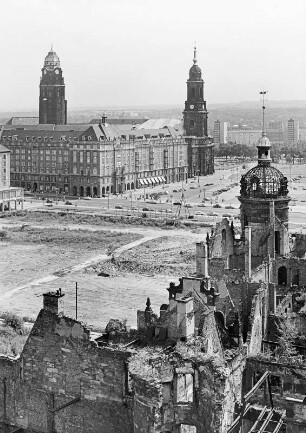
[54,69,59,75]
[190,105,194,109]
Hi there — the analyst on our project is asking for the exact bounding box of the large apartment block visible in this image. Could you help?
[0,124,189,197]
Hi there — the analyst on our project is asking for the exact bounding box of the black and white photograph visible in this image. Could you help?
[0,0,306,431]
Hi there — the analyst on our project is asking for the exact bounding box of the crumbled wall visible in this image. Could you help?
[129,348,243,433]
[243,358,306,411]
[0,309,133,433]
[247,287,267,355]
[275,256,306,287]
[293,233,306,258]
[209,219,234,261]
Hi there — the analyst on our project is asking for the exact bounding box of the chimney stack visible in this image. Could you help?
[196,242,209,278]
[43,289,65,315]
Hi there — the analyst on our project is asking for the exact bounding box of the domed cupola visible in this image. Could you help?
[240,131,288,200]
[238,91,291,262]
[188,46,202,81]
[44,47,61,70]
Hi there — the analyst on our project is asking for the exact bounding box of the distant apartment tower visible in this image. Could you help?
[266,121,284,143]
[213,120,228,144]
[227,129,262,147]
[299,127,306,142]
[268,121,284,130]
[287,119,299,143]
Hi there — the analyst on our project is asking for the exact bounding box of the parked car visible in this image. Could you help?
[65,201,72,205]
[172,189,179,192]
[173,201,182,206]
[207,211,218,217]
[195,211,205,215]
[204,183,213,186]
[142,207,150,211]
[213,204,222,208]
[185,203,193,208]
[197,203,206,207]
[46,199,52,203]
[115,205,123,209]
[225,205,235,209]
[222,213,232,218]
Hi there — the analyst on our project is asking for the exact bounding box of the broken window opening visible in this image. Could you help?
[176,373,193,403]
[180,424,197,433]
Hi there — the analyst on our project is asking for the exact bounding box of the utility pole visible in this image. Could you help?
[75,282,78,320]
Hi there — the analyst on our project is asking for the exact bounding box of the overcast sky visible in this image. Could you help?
[1,0,305,111]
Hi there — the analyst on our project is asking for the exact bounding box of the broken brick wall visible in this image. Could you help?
[130,350,244,433]
[0,355,18,423]
[0,309,133,433]
[275,257,306,288]
[243,358,306,411]
[247,286,267,355]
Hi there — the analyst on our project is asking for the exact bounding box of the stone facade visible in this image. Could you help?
[39,49,67,125]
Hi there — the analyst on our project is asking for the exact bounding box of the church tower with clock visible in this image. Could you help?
[39,47,67,125]
[183,46,208,137]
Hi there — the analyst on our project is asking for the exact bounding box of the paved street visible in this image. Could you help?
[22,162,306,231]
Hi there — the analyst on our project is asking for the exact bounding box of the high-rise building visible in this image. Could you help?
[227,129,262,147]
[39,47,67,125]
[287,118,299,143]
[213,120,228,145]
[183,47,208,137]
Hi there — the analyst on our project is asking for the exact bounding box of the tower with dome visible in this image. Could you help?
[238,94,291,267]
[39,47,67,125]
[183,46,208,137]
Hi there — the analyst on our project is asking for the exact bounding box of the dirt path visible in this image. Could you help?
[0,220,208,327]
[0,233,162,302]
[0,220,205,240]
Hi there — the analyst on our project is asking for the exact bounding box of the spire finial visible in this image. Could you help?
[51,43,53,52]
[260,90,267,136]
[193,43,197,64]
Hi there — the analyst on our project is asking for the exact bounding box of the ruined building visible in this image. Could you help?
[1,102,306,432]
[204,102,306,432]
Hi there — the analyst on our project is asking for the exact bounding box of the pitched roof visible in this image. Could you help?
[137,118,182,130]
[0,144,10,153]
[6,117,39,126]
[90,118,148,125]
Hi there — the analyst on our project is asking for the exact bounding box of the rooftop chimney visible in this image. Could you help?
[43,288,65,315]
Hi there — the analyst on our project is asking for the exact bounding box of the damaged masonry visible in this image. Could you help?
[2,113,306,432]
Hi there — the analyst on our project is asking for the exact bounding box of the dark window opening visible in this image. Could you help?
[278,266,287,286]
[275,231,280,254]
[270,375,282,394]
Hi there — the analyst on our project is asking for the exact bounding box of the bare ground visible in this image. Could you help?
[0,212,207,328]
